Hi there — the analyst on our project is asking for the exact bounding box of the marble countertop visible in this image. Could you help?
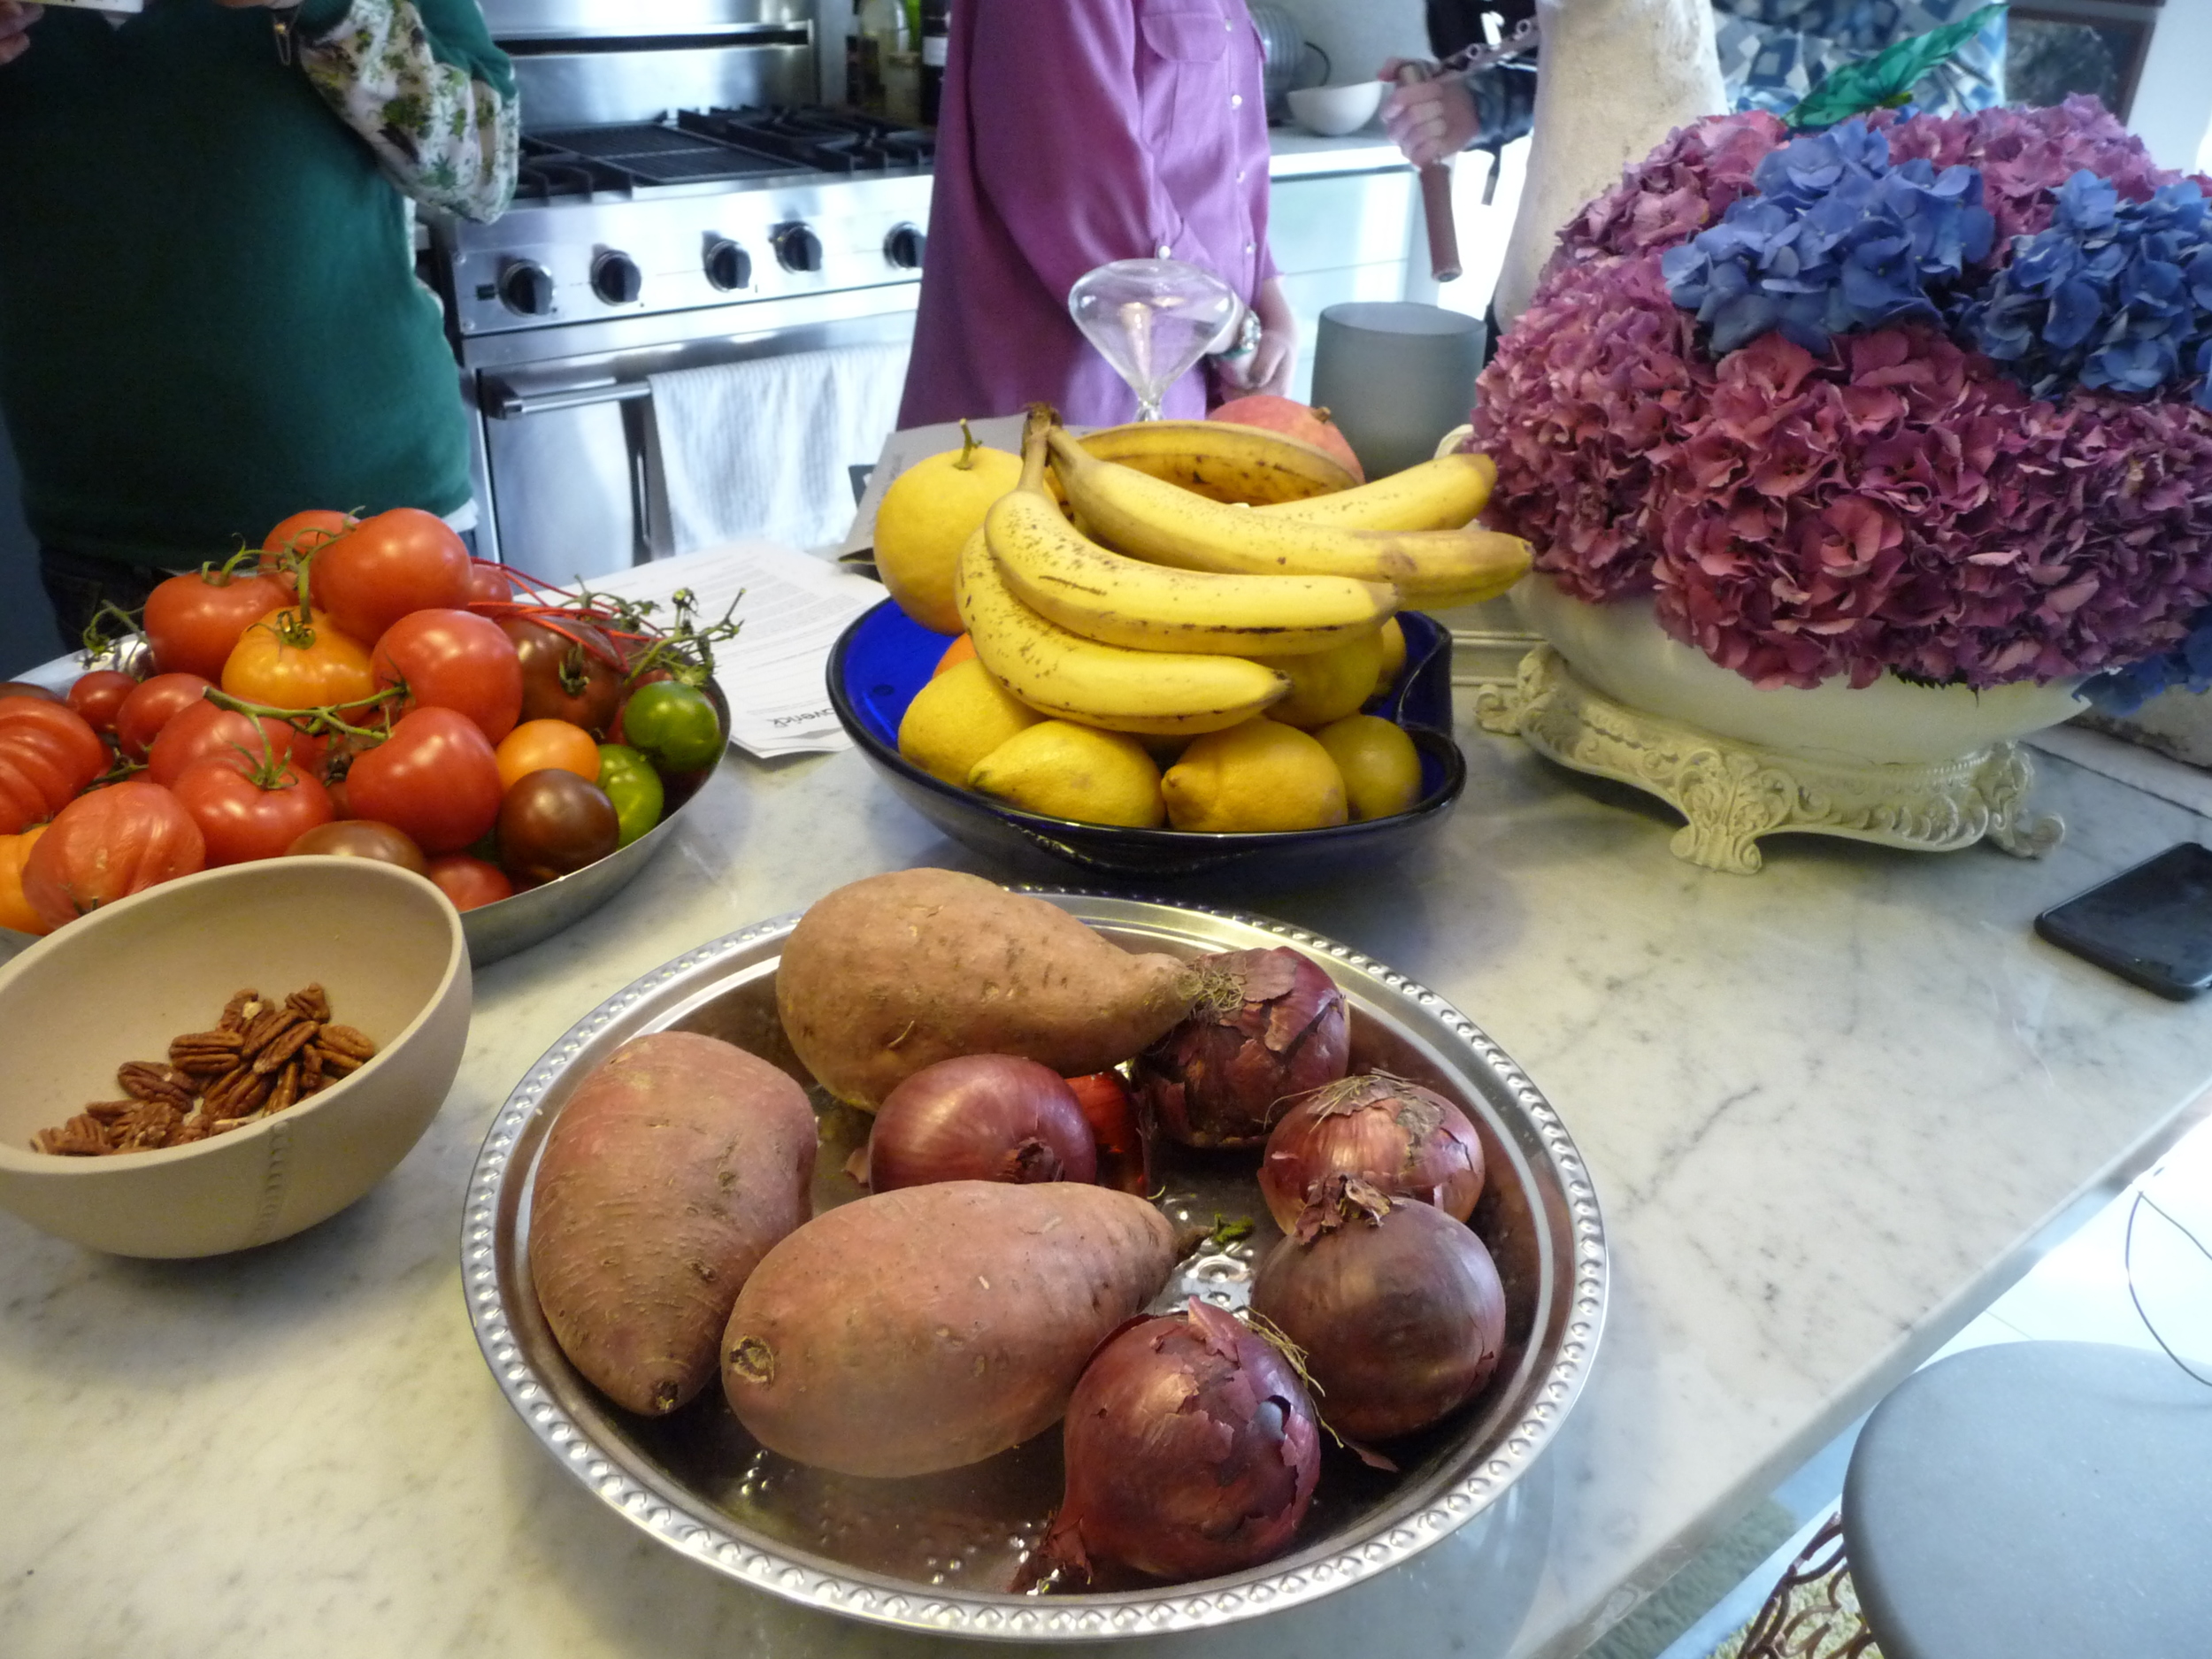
[4,704,2208,1659]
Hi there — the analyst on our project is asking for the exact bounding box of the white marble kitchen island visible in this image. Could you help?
[3,711,2206,1659]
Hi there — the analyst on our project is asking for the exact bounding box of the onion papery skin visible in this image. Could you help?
[1064,1071,1149,1195]
[867,1055,1097,1192]
[1258,1073,1486,1233]
[1250,1177,1507,1442]
[1133,947,1349,1149]
[1041,1298,1321,1584]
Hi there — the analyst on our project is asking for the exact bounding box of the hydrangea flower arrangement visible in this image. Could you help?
[1471,96,2212,710]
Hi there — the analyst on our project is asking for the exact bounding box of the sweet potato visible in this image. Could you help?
[530,1031,818,1417]
[775,867,1194,1109]
[721,1180,1179,1477]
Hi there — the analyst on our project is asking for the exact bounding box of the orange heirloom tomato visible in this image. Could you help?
[0,825,52,934]
[494,718,601,794]
[220,608,376,710]
[933,634,978,677]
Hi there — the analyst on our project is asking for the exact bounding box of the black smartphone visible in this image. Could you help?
[2035,843,2212,1001]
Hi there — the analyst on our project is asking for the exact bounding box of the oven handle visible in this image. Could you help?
[485,380,653,420]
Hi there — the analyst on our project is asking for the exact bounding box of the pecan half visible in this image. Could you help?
[112,1101,182,1151]
[317,1025,377,1063]
[170,1030,246,1077]
[267,1059,301,1115]
[285,984,331,1024]
[35,1114,115,1156]
[251,1018,318,1077]
[203,1065,273,1119]
[219,990,265,1033]
[238,1006,305,1061]
[118,1062,195,1110]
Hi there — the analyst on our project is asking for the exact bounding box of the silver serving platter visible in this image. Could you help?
[462,894,1607,1639]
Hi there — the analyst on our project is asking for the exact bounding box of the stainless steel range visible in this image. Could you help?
[434,1,933,579]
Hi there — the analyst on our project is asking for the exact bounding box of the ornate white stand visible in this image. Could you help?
[1473,648,2066,875]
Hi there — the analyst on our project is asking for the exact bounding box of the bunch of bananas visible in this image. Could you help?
[952,406,1529,739]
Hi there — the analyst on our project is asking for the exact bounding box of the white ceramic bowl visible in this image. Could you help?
[1513,576,2086,765]
[0,857,470,1257]
[1288,81,1384,137]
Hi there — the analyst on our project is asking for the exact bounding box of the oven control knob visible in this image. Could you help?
[775,225,823,274]
[885,225,927,271]
[591,251,642,305]
[704,239,752,292]
[498,260,554,317]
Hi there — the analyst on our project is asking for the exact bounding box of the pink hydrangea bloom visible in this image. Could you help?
[1471,102,2212,690]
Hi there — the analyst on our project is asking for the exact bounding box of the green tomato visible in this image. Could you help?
[621,680,723,772]
[595,743,665,849]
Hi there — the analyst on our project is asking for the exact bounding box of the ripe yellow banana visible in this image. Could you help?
[956,519,1289,737]
[1257,450,1496,532]
[1048,427,1530,607]
[1079,419,1359,504]
[988,431,1395,657]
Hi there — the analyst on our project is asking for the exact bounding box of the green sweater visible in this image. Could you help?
[0,0,518,567]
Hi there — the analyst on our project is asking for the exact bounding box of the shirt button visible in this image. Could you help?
[1245,242,1256,254]
[1230,93,1242,108]
[1156,242,1172,257]
[1235,169,1246,182]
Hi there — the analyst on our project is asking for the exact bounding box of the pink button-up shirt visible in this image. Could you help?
[897,0,1279,429]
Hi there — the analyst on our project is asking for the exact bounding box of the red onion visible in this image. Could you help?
[1038,1297,1321,1584]
[1132,947,1348,1148]
[1064,1071,1149,1195]
[1259,1071,1486,1232]
[866,1055,1096,1191]
[1250,1175,1506,1442]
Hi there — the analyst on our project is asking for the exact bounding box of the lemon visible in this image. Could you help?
[875,422,1022,634]
[968,720,1165,828]
[1162,718,1348,833]
[897,658,1041,786]
[1249,629,1386,728]
[1375,616,1408,693]
[1314,714,1423,821]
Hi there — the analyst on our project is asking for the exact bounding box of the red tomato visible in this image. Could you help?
[371,608,524,744]
[142,568,294,682]
[22,780,205,928]
[426,852,513,911]
[344,706,503,853]
[287,818,428,873]
[500,615,626,735]
[310,509,472,646]
[219,609,377,710]
[0,700,109,834]
[263,509,357,563]
[465,562,514,609]
[173,754,335,865]
[146,699,325,788]
[114,672,217,762]
[0,681,59,702]
[1064,1071,1149,1195]
[65,669,138,736]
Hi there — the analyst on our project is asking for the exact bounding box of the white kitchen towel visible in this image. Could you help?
[649,343,910,556]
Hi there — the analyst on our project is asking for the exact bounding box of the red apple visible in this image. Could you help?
[1210,394,1366,482]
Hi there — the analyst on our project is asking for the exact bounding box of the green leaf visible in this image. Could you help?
[1785,4,2005,131]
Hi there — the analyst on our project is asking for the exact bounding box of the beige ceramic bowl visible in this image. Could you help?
[0,857,470,1257]
[1287,81,1384,136]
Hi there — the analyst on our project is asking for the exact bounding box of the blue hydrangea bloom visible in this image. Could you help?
[1663,119,1994,356]
[2082,602,2212,715]
[1958,173,2212,410]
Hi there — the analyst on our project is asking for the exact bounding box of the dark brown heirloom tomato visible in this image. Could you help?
[499,617,625,736]
[496,768,618,887]
[285,818,431,875]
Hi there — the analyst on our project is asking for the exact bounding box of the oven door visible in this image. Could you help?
[466,291,917,582]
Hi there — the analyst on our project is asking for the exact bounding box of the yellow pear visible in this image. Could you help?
[874,421,1022,634]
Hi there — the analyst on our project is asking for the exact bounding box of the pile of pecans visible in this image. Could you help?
[32,985,379,1156]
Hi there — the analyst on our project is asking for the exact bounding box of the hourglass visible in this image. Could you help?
[1068,258,1239,421]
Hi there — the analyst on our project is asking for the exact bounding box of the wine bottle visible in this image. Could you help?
[919,0,949,127]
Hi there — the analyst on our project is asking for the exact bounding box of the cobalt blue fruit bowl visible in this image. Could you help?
[826,603,1467,883]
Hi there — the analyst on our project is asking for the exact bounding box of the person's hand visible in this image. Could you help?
[1379,57,1480,168]
[0,3,43,68]
[1219,280,1298,399]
